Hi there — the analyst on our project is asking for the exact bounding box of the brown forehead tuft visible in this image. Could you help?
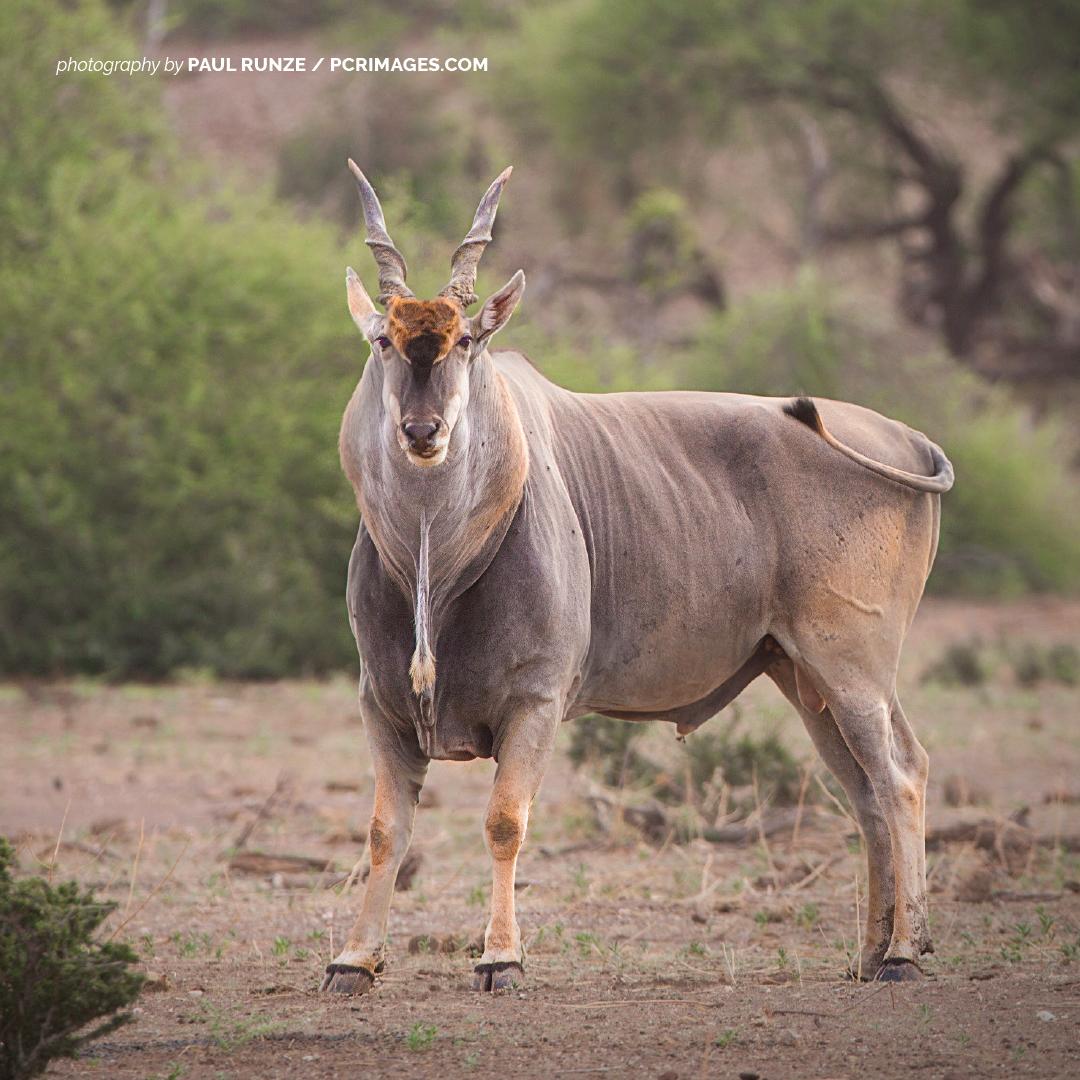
[387,297,463,366]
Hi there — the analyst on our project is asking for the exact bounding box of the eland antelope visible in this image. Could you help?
[322,162,954,994]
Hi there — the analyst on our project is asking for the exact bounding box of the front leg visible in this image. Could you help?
[322,723,427,994]
[474,714,558,992]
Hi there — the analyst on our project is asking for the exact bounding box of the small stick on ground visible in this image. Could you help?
[46,798,72,882]
[107,838,190,942]
[791,764,813,849]
[126,818,145,916]
[231,772,292,853]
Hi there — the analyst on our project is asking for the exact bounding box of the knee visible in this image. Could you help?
[368,816,408,868]
[484,806,526,862]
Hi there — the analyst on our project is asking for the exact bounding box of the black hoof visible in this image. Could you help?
[472,961,524,992]
[875,958,925,983]
[846,955,887,982]
[320,963,375,994]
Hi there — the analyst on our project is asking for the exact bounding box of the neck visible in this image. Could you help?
[341,348,529,607]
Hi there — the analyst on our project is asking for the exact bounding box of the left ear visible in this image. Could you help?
[345,266,380,336]
[473,270,525,345]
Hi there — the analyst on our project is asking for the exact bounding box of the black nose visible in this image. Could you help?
[402,419,441,452]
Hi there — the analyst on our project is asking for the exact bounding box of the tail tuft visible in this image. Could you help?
[410,645,436,696]
[783,396,823,432]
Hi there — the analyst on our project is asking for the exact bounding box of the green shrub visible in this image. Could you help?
[922,640,989,687]
[1008,641,1080,688]
[0,0,362,678]
[684,725,803,807]
[0,158,361,678]
[566,715,657,789]
[0,838,144,1080]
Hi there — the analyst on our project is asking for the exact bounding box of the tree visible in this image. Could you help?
[510,0,1080,378]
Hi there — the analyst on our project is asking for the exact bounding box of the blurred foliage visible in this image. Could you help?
[568,711,806,824]
[0,0,360,677]
[276,81,493,235]
[626,190,724,304]
[108,0,350,38]
[506,0,1080,183]
[109,0,510,40]
[504,0,1080,367]
[1007,641,1079,689]
[566,715,652,788]
[0,837,143,1080]
[922,640,989,688]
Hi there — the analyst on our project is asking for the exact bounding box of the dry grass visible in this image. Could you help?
[1,598,1079,1078]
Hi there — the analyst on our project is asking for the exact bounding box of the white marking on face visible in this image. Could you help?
[406,441,449,468]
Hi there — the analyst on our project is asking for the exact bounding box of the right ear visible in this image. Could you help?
[474,270,526,345]
[346,267,381,338]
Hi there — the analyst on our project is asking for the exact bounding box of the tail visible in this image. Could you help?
[783,397,954,494]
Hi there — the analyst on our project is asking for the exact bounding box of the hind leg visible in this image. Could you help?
[769,660,894,978]
[824,688,931,979]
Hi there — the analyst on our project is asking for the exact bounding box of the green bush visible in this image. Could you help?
[0,154,364,677]
[684,725,803,807]
[1008,641,1080,688]
[922,640,989,687]
[0,0,363,678]
[566,715,656,789]
[0,838,144,1080]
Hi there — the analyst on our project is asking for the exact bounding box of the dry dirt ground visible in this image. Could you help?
[3,599,1080,1079]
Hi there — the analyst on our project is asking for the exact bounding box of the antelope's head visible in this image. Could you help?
[345,161,524,468]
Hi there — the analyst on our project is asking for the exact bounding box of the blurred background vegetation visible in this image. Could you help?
[1,0,1078,679]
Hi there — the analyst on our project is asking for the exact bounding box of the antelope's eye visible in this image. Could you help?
[458,334,473,349]
[376,336,391,350]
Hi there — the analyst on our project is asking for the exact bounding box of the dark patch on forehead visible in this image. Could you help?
[387,297,462,367]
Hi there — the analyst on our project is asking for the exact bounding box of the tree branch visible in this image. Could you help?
[821,212,927,244]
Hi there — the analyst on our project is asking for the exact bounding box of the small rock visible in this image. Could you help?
[778,1027,799,1046]
[739,1072,760,1080]
[188,989,203,997]
[658,1072,679,1080]
[1036,1010,1055,1022]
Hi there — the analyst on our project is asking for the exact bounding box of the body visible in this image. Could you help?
[322,164,952,995]
[345,351,937,753]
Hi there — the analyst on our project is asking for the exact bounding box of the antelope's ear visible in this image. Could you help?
[346,267,379,335]
[474,270,525,344]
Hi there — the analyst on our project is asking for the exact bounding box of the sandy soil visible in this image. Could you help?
[3,598,1079,1078]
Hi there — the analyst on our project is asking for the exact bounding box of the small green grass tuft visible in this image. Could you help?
[406,1022,438,1051]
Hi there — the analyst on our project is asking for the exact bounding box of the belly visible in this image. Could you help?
[576,541,771,713]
